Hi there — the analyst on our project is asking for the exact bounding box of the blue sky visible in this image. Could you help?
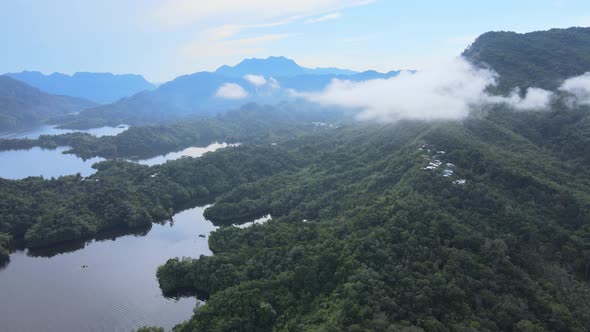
[1,0,589,82]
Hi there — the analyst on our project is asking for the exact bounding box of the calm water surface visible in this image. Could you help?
[0,206,216,332]
[0,146,104,180]
[0,124,129,139]
[136,142,239,166]
[0,142,236,180]
[0,125,128,180]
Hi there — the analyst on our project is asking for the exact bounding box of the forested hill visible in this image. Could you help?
[3,109,590,331]
[463,27,590,93]
[3,107,590,331]
[0,103,349,160]
[2,27,590,331]
[0,76,96,132]
[152,28,590,331]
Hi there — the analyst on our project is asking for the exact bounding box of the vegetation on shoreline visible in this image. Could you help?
[2,104,590,329]
[2,26,590,331]
[0,233,10,263]
[157,110,590,331]
[0,143,306,252]
[0,103,347,160]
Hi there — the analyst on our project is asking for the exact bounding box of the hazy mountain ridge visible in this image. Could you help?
[215,56,361,77]
[7,71,155,104]
[3,26,590,331]
[60,57,400,128]
[0,75,96,132]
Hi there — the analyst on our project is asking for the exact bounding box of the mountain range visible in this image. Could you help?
[3,26,590,331]
[215,56,360,77]
[58,57,401,128]
[0,76,96,132]
[6,71,155,104]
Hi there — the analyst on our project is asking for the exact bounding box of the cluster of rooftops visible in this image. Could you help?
[418,144,466,185]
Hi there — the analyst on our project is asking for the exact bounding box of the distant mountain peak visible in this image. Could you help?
[216,56,364,78]
[215,56,305,78]
[6,71,155,104]
[0,75,96,132]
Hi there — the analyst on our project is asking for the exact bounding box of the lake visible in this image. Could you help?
[0,124,129,139]
[0,206,215,332]
[136,142,240,166]
[0,142,236,180]
[0,146,104,180]
[0,124,126,180]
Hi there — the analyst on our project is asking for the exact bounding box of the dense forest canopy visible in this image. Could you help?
[2,26,590,331]
[463,27,590,93]
[2,103,590,330]
[156,109,590,331]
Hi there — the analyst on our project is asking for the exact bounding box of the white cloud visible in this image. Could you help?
[147,0,374,27]
[215,83,248,99]
[268,77,280,89]
[304,12,342,24]
[154,0,375,77]
[559,72,590,106]
[299,57,553,122]
[244,74,267,87]
[501,88,555,110]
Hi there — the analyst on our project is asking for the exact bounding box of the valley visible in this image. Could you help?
[1,24,590,332]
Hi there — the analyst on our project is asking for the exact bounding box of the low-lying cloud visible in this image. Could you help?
[215,83,248,99]
[244,74,267,87]
[300,57,554,122]
[559,72,590,106]
[491,87,555,111]
[268,77,280,89]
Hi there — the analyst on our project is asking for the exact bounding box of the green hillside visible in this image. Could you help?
[0,76,96,132]
[2,27,590,331]
[463,27,590,93]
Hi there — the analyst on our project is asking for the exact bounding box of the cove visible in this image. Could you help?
[0,206,215,332]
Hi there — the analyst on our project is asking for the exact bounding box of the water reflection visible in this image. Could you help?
[24,225,152,259]
[0,124,129,139]
[0,206,215,332]
[0,146,104,179]
[136,142,239,166]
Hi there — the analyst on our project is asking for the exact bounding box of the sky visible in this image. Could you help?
[1,0,589,82]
